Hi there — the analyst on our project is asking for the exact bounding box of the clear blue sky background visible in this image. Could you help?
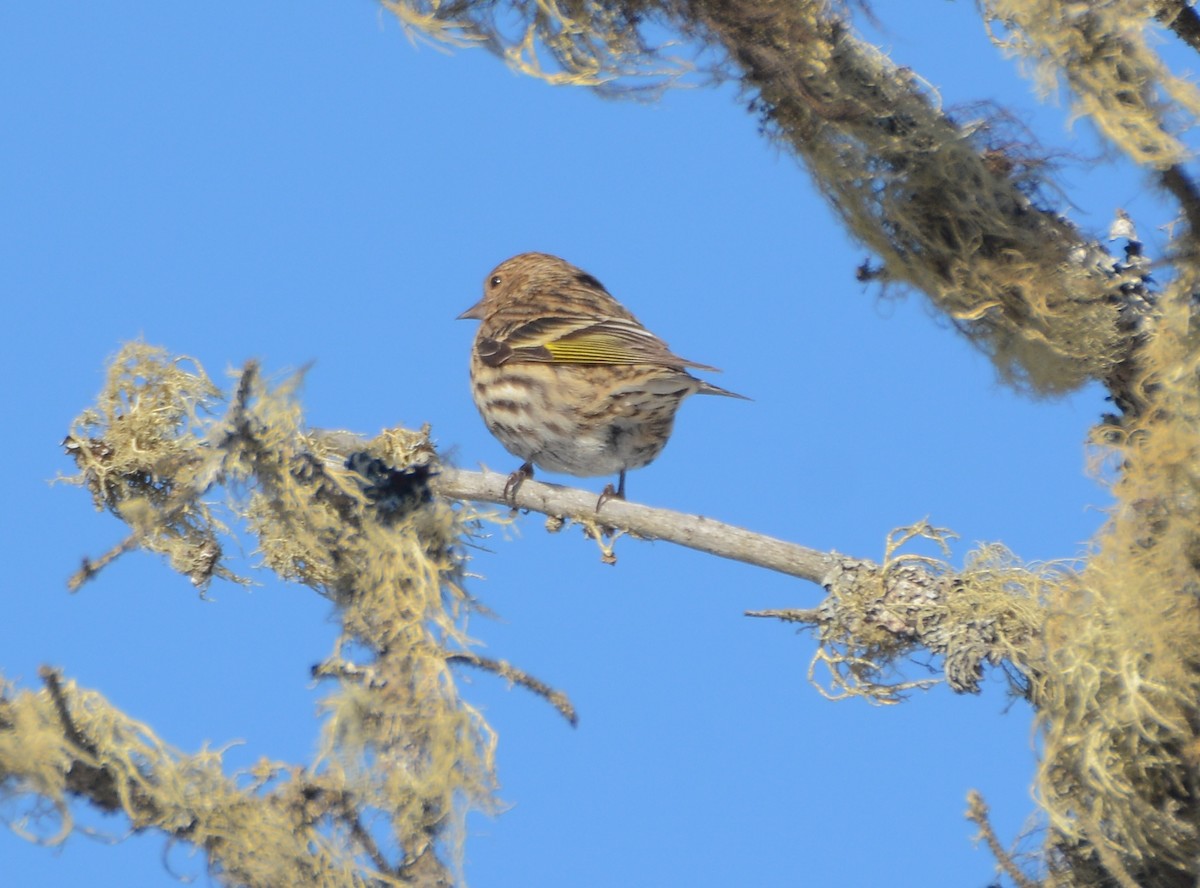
[1,2,1182,886]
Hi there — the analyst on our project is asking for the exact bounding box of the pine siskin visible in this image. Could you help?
[459,252,746,507]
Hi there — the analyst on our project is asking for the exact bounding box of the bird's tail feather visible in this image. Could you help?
[698,380,750,400]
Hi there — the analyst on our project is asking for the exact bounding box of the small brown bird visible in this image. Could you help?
[459,252,745,507]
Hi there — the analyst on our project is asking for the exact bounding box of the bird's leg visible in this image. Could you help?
[503,462,534,507]
[596,469,626,512]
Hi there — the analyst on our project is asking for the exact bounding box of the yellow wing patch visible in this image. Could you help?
[543,333,647,364]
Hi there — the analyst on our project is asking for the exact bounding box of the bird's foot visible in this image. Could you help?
[503,462,534,507]
[595,471,627,512]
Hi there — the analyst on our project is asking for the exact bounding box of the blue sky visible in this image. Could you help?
[1,1,1174,885]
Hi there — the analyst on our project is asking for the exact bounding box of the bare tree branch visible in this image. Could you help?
[432,467,1042,696]
[433,466,832,582]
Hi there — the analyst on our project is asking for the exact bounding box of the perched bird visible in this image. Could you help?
[459,252,745,508]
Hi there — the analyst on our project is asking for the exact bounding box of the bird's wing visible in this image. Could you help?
[493,315,720,371]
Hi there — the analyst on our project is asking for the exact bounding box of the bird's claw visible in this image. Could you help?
[595,481,625,512]
[504,462,533,507]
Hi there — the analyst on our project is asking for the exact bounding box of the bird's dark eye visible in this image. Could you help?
[490,275,502,289]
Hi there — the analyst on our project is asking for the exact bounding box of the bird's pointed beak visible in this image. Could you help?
[457,300,486,321]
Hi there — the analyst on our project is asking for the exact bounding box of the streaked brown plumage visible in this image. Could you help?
[459,252,745,506]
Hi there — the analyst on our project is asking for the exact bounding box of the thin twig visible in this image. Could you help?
[68,534,138,593]
[322,788,395,876]
[433,466,833,583]
[39,666,94,754]
[745,608,822,622]
[966,790,1038,888]
[448,651,578,726]
[38,666,130,814]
